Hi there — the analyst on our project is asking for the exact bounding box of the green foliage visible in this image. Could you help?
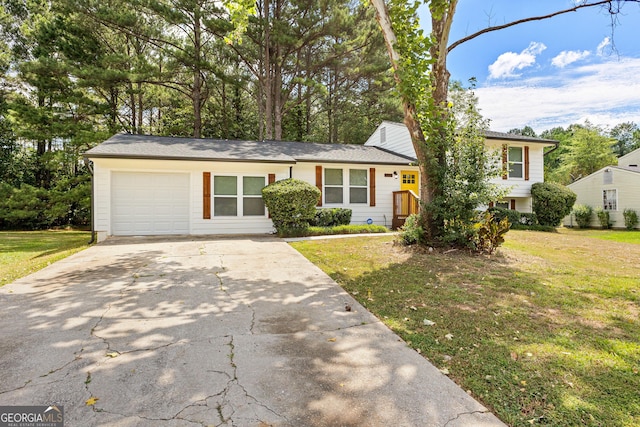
[473,212,510,254]
[262,178,320,236]
[397,214,425,246]
[310,208,352,227]
[572,204,593,228]
[610,122,640,157]
[595,208,612,229]
[623,209,639,230]
[531,182,577,227]
[487,207,539,229]
[305,224,388,236]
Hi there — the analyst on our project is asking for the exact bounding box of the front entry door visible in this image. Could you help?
[400,170,419,195]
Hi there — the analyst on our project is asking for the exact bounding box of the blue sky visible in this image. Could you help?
[419,1,640,133]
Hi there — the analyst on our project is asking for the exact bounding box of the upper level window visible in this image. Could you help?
[508,147,524,179]
[603,189,617,211]
[324,169,343,204]
[349,169,367,204]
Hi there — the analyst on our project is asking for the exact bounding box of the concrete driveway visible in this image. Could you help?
[0,236,505,427]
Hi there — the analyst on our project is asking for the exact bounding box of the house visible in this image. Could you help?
[364,121,558,212]
[563,147,640,229]
[84,134,419,241]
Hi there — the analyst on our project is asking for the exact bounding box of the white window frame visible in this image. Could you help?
[603,189,617,211]
[508,146,524,179]
[324,168,344,204]
[213,174,267,217]
[349,169,368,204]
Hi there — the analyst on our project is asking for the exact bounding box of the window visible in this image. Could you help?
[349,169,368,204]
[495,201,509,210]
[213,175,266,216]
[508,147,523,178]
[402,173,416,186]
[243,176,265,216]
[603,189,617,211]
[214,176,237,216]
[324,169,343,204]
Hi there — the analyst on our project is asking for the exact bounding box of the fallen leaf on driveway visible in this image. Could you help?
[106,352,119,358]
[327,338,336,342]
[85,397,99,406]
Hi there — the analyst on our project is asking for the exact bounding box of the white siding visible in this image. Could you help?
[90,157,417,239]
[485,139,546,201]
[618,148,640,167]
[293,162,417,228]
[364,121,416,159]
[564,167,640,229]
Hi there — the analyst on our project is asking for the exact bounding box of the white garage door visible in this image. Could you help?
[111,172,190,236]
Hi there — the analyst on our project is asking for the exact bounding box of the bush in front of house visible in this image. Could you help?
[531,182,577,227]
[623,209,639,230]
[595,208,612,229]
[397,214,425,245]
[573,204,593,228]
[311,208,352,227]
[262,178,321,236]
[306,224,388,236]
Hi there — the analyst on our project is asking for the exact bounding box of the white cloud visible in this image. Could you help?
[475,57,640,132]
[488,42,547,79]
[597,37,611,56]
[551,50,590,68]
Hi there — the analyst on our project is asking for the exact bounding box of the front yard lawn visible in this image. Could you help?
[290,230,640,427]
[0,230,91,287]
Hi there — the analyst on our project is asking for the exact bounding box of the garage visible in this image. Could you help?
[111,172,190,236]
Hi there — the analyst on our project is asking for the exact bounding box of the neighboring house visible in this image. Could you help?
[84,134,418,241]
[364,121,558,212]
[563,147,640,229]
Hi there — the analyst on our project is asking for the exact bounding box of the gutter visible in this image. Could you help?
[84,158,96,245]
[543,141,560,157]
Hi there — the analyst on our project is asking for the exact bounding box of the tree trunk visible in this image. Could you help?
[192,7,203,138]
[264,0,272,140]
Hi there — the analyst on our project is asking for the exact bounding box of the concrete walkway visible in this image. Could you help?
[0,236,506,427]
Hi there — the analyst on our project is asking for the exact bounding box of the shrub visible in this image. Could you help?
[595,208,612,229]
[473,212,510,254]
[262,178,320,236]
[487,206,518,226]
[623,209,639,230]
[397,214,425,245]
[531,182,577,227]
[306,224,388,236]
[573,204,593,228]
[311,208,352,227]
[518,212,537,226]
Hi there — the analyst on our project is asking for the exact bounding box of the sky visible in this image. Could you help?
[419,1,640,134]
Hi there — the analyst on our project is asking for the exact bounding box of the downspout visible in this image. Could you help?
[84,158,96,244]
[543,141,559,156]
[289,166,293,178]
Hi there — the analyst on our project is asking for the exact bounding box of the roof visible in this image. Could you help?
[84,134,416,166]
[568,165,640,187]
[376,121,558,145]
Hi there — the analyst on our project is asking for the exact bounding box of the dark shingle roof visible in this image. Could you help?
[484,130,558,145]
[84,134,415,165]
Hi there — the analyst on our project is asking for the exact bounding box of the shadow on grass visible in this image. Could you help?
[323,247,639,427]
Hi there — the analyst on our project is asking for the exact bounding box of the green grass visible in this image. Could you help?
[558,227,640,244]
[291,231,640,427]
[0,230,91,287]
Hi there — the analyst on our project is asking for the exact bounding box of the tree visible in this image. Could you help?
[560,125,617,182]
[610,121,640,157]
[369,0,639,245]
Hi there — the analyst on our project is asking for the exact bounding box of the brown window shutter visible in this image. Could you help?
[502,144,508,180]
[369,168,376,207]
[510,199,516,210]
[268,173,276,184]
[489,202,494,208]
[524,146,530,181]
[203,172,211,219]
[315,165,323,206]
